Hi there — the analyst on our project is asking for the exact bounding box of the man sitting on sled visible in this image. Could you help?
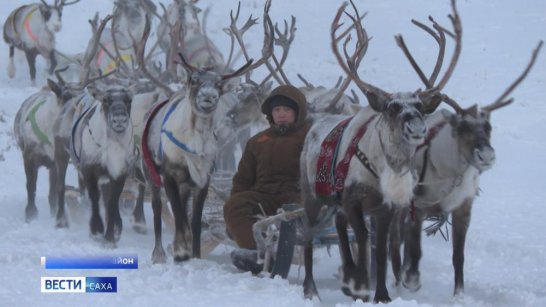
[223,84,310,274]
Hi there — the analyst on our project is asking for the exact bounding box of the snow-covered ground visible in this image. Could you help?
[1,0,545,306]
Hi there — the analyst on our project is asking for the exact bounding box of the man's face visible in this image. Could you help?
[272,106,296,125]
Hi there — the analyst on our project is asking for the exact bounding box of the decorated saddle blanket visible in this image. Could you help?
[315,114,377,202]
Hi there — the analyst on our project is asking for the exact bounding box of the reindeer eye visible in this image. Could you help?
[413,102,423,112]
[484,122,492,134]
[387,102,402,115]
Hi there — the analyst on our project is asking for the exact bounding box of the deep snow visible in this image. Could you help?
[0,0,545,306]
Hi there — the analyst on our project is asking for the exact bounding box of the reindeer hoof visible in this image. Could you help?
[89,215,104,235]
[402,270,421,292]
[173,253,191,263]
[55,216,69,229]
[152,247,167,264]
[132,222,147,234]
[104,219,123,243]
[25,205,38,222]
[101,239,117,249]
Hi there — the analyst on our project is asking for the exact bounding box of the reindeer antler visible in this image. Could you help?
[395,0,462,112]
[60,0,81,7]
[224,0,275,83]
[331,1,390,104]
[482,40,543,114]
[80,15,113,85]
[135,15,174,96]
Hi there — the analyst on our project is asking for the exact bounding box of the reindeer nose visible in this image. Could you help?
[474,147,495,170]
[404,119,427,144]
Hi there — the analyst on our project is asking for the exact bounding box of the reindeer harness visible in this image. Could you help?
[315,114,377,202]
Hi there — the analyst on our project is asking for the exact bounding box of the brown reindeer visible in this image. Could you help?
[299,0,461,302]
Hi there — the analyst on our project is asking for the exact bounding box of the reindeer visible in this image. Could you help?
[69,81,135,245]
[3,0,80,85]
[84,0,156,78]
[157,0,225,76]
[51,15,113,230]
[13,69,74,223]
[388,29,543,295]
[299,1,461,302]
[138,1,277,263]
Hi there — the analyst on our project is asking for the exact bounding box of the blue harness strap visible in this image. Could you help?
[159,102,198,156]
[71,104,97,164]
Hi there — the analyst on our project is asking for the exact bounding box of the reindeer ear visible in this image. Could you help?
[365,91,386,112]
[41,7,52,21]
[441,109,459,137]
[86,84,103,101]
[47,79,62,98]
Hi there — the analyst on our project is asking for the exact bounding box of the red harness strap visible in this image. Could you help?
[141,99,170,187]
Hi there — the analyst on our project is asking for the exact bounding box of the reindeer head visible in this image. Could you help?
[46,66,86,105]
[89,85,133,133]
[176,0,202,37]
[40,0,80,33]
[178,52,254,116]
[114,0,147,21]
[372,92,433,146]
[441,108,494,172]
[439,40,543,172]
[332,2,455,149]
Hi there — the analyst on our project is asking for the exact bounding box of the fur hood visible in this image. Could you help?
[261,84,308,130]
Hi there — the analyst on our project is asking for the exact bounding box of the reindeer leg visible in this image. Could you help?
[150,183,166,263]
[85,170,104,237]
[302,198,322,299]
[452,199,472,296]
[48,165,58,218]
[23,153,38,222]
[344,204,371,302]
[402,209,424,292]
[8,46,15,78]
[48,50,57,75]
[54,145,69,228]
[104,175,126,244]
[372,206,394,304]
[131,181,147,234]
[163,173,192,262]
[389,208,408,286]
[335,211,360,299]
[24,50,38,86]
[191,180,209,259]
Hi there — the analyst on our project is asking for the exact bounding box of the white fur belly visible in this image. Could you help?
[80,131,134,179]
[101,138,134,179]
[380,167,416,208]
[441,168,480,213]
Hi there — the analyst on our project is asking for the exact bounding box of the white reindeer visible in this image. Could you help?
[300,1,461,303]
[132,8,268,262]
[389,40,543,296]
[3,0,80,85]
[13,75,70,223]
[70,82,136,245]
